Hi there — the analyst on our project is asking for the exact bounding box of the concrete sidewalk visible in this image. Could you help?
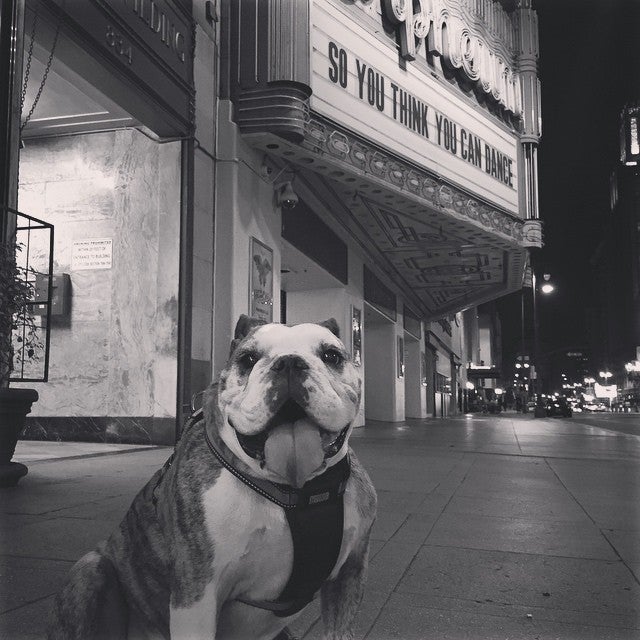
[1,413,639,639]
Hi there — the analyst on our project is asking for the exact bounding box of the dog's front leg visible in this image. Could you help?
[319,534,371,640]
[169,583,218,640]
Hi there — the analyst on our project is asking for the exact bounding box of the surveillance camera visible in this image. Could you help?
[277,181,298,209]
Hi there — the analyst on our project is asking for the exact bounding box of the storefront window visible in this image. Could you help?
[436,373,451,394]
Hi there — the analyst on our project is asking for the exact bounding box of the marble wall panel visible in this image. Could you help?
[20,133,118,188]
[31,321,110,415]
[45,179,115,222]
[108,132,159,416]
[156,141,181,350]
[16,129,180,429]
[16,181,45,217]
[154,143,181,418]
[21,416,174,444]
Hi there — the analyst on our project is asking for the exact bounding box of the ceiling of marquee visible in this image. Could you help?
[249,128,527,320]
[294,167,525,319]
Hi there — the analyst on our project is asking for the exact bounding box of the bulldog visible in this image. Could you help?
[47,316,377,640]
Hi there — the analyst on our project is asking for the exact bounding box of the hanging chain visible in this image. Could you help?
[20,6,61,133]
[20,3,39,111]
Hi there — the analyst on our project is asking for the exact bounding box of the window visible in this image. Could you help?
[436,373,451,393]
[631,116,639,156]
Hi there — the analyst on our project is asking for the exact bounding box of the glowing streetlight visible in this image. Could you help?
[541,283,554,294]
[540,273,555,295]
[598,371,614,410]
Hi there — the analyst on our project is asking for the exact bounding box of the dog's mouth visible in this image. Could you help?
[232,399,349,463]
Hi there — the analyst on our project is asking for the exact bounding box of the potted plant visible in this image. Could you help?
[0,240,41,487]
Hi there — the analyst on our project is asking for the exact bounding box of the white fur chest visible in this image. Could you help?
[203,470,293,606]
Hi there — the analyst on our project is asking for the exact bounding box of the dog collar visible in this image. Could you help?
[201,412,350,510]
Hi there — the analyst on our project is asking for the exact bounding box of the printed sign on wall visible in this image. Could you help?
[351,305,362,366]
[72,238,113,270]
[250,237,274,322]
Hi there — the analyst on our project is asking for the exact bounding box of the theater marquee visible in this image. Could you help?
[310,2,519,213]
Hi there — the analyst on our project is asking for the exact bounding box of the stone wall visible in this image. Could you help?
[16,129,181,444]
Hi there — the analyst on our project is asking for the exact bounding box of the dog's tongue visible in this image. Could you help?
[264,419,324,488]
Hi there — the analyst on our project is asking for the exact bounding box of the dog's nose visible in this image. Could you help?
[271,355,309,373]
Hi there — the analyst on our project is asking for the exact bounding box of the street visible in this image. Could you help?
[1,412,639,639]
[568,412,640,438]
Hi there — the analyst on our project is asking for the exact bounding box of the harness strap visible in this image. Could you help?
[276,493,345,616]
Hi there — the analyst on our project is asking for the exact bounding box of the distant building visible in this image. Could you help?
[545,348,591,394]
[589,102,640,399]
[465,302,504,412]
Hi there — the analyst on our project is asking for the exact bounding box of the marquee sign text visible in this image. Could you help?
[328,41,514,188]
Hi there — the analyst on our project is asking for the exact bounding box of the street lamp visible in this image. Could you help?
[540,273,555,295]
[531,271,555,415]
[584,376,595,393]
[598,371,613,409]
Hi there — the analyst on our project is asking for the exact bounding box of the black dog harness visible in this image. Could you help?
[187,409,350,617]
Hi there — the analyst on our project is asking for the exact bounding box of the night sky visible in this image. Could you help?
[498,0,640,368]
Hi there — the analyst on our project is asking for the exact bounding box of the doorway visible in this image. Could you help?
[363,303,399,422]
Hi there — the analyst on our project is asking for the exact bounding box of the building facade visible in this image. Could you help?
[5,0,542,443]
[9,0,216,444]
[214,0,541,427]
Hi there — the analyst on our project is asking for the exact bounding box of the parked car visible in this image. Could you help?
[583,402,607,412]
[545,396,572,417]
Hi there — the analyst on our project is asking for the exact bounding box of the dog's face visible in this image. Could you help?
[215,316,361,487]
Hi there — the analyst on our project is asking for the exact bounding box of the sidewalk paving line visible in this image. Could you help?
[14,445,169,465]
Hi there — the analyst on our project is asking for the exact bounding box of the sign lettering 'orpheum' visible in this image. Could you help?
[381,0,519,116]
[328,40,514,187]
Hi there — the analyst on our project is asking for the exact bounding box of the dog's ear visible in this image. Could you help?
[318,318,340,339]
[229,315,266,357]
[234,314,266,340]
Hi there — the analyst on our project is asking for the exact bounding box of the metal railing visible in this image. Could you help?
[3,207,54,382]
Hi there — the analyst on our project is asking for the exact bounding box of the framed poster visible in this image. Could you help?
[351,305,362,366]
[249,237,273,322]
[397,336,404,378]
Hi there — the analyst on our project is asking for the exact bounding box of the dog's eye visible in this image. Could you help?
[239,352,260,369]
[322,349,343,366]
